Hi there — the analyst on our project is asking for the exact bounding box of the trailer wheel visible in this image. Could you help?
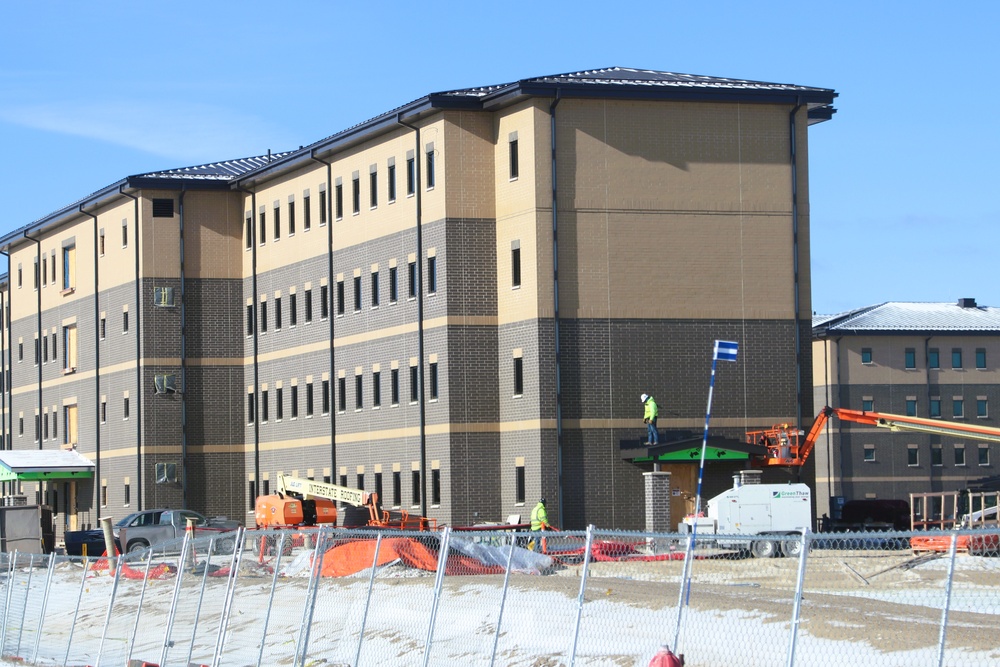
[781,538,803,558]
[751,540,777,558]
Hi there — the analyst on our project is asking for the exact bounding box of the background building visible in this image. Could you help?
[0,67,837,540]
[812,298,1000,520]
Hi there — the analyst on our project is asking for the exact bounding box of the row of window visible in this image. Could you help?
[245,151,436,249]
[863,346,988,370]
[20,314,127,370]
[861,397,989,419]
[863,442,991,467]
[247,467,442,511]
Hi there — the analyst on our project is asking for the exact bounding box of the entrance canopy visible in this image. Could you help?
[620,433,761,463]
[0,449,95,482]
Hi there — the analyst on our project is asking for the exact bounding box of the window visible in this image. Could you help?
[371,271,379,307]
[321,285,329,320]
[905,348,916,369]
[929,348,940,369]
[512,245,521,288]
[513,357,524,396]
[101,399,107,424]
[431,469,441,506]
[42,336,48,363]
[261,389,269,422]
[952,348,963,369]
[304,289,313,323]
[906,399,917,417]
[319,189,328,225]
[352,175,360,214]
[260,300,268,333]
[976,348,987,369]
[259,210,266,244]
[408,261,417,299]
[863,444,875,462]
[276,387,284,421]
[406,156,416,196]
[123,310,129,334]
[393,471,402,507]
[353,276,362,312]
[63,325,77,372]
[288,201,296,235]
[375,472,383,502]
[355,375,363,410]
[322,380,330,415]
[273,205,281,240]
[338,377,346,412]
[291,385,299,419]
[275,297,282,330]
[509,138,519,179]
[306,382,314,417]
[33,257,38,289]
[17,264,21,288]
[426,148,435,188]
[908,446,919,467]
[42,255,47,286]
[953,399,964,418]
[245,216,253,249]
[247,304,254,336]
[861,348,873,365]
[930,398,941,418]
[389,266,398,303]
[955,445,966,466]
[34,337,39,365]
[99,231,105,256]
[43,412,48,440]
[429,362,438,401]
[66,405,81,445]
[412,470,421,505]
[388,163,396,201]
[62,244,76,291]
[247,392,255,423]
[979,445,990,466]
[357,474,364,491]
[334,184,343,220]
[290,293,298,326]
[337,280,345,315]
[931,444,943,466]
[100,315,106,340]
[123,396,130,420]
[391,368,399,406]
[303,195,311,231]
[427,256,437,294]
[410,365,419,403]
[978,398,989,418]
[370,169,378,208]
[373,371,382,408]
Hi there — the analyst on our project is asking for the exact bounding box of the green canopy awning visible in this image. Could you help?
[0,449,95,482]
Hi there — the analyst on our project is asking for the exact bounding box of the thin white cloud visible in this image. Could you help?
[0,99,294,164]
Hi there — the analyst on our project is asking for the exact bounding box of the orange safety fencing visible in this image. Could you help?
[318,537,505,577]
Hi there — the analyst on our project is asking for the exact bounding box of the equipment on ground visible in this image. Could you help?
[748,406,1000,468]
[682,471,810,558]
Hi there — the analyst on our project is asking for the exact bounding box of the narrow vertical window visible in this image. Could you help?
[906,399,917,416]
[373,371,381,408]
[306,382,314,417]
[260,300,268,333]
[370,168,378,208]
[303,195,311,230]
[319,189,328,225]
[861,348,872,364]
[246,215,253,249]
[273,205,281,240]
[512,244,521,288]
[261,389,269,422]
[931,444,943,466]
[509,137,519,179]
[513,357,524,396]
[123,310,129,333]
[412,470,421,506]
[288,200,296,235]
[259,210,266,244]
[275,297,282,330]
[276,387,284,420]
[976,348,987,369]
[427,256,437,294]
[247,392,255,424]
[337,280,345,315]
[101,399,107,424]
[979,444,990,466]
[408,261,417,298]
[406,157,416,195]
[907,445,919,467]
[953,398,964,418]
[42,256,47,286]
[426,148,435,188]
[357,474,365,491]
[410,365,419,403]
[321,284,329,319]
[978,398,989,418]
[355,374,363,410]
[335,183,343,220]
[124,483,131,505]
[338,377,346,412]
[99,230,106,256]
[353,276,362,312]
[389,266,398,303]
[952,348,963,369]
[247,304,254,336]
[322,380,330,415]
[290,293,298,326]
[375,473,383,502]
[515,464,525,504]
[371,271,379,308]
[352,175,361,214]
[429,362,438,400]
[955,445,966,466]
[123,396,130,420]
[930,398,941,418]
[391,368,400,406]
[304,289,313,323]
[904,348,916,369]
[291,385,299,418]
[393,471,402,506]
[929,348,940,369]
[431,469,441,506]
[388,163,396,201]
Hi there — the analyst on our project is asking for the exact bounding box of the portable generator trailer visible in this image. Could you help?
[682,471,811,558]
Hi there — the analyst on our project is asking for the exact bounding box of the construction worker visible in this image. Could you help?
[528,498,548,551]
[641,393,659,445]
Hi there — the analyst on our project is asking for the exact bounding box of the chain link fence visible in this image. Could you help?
[1,527,998,666]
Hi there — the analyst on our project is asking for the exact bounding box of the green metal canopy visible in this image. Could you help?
[0,450,95,482]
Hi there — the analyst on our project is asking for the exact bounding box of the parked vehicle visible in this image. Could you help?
[115,509,239,554]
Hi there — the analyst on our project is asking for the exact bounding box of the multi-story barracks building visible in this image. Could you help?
[0,67,837,540]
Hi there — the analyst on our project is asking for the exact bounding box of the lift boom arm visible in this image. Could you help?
[276,474,373,506]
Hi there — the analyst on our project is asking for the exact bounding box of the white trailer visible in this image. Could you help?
[683,472,811,558]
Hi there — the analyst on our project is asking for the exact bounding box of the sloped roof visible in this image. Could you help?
[0,449,95,481]
[814,300,1000,335]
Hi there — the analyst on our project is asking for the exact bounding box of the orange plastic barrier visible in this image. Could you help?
[318,537,504,577]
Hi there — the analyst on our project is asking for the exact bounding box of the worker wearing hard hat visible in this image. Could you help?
[641,393,659,445]
[528,497,548,551]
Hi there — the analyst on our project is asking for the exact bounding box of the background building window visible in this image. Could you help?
[931,444,943,466]
[955,445,966,466]
[952,348,963,369]
[930,398,941,418]
[979,444,990,466]
[928,348,940,369]
[904,348,916,369]
[976,348,987,369]
[953,398,964,418]
[863,444,875,462]
[861,348,873,364]
[978,398,989,418]
[905,399,917,416]
[907,446,919,467]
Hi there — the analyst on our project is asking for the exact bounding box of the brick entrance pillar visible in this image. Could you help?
[644,471,671,553]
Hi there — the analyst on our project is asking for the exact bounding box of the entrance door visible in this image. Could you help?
[661,463,698,531]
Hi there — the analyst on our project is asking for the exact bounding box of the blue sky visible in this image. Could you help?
[1,1,997,315]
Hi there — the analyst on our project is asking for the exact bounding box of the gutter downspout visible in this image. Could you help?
[178,190,189,508]
[310,151,337,480]
[238,187,260,501]
[548,91,565,528]
[23,231,42,451]
[0,249,9,452]
[80,207,101,514]
[789,100,804,445]
[396,114,429,519]
[118,187,143,509]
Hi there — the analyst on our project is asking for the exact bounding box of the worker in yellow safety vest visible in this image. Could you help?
[528,498,548,551]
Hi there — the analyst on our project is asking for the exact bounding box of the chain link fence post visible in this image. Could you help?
[569,525,596,667]
[354,530,384,666]
[936,531,959,667]
[95,553,124,667]
[295,527,329,667]
[489,530,518,667]
[422,526,451,667]
[29,552,56,664]
[62,557,92,667]
[785,529,810,667]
